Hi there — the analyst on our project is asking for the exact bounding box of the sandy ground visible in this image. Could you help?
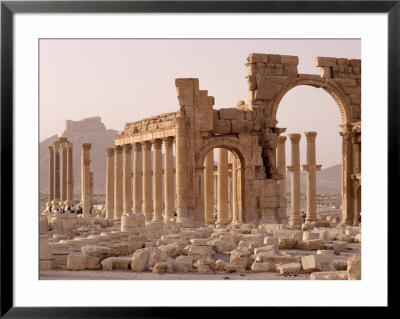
[39,243,360,280]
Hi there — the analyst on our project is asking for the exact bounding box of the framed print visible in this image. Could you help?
[1,0,397,317]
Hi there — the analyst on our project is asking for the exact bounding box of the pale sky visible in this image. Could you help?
[39,39,360,168]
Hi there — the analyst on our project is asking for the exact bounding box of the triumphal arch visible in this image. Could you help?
[112,53,361,227]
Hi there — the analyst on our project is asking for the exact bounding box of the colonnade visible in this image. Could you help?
[47,137,75,209]
[105,137,175,223]
[278,132,321,226]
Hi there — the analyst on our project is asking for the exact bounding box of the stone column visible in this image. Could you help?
[152,139,163,222]
[340,126,354,225]
[89,171,94,207]
[175,118,190,225]
[143,141,153,222]
[277,136,287,203]
[122,144,133,215]
[105,148,115,219]
[48,146,54,207]
[204,151,215,225]
[133,143,143,214]
[302,132,322,223]
[60,138,68,204]
[113,145,123,219]
[80,143,91,217]
[217,148,229,227]
[232,155,239,223]
[52,141,61,208]
[163,137,174,222]
[65,142,75,206]
[287,134,302,226]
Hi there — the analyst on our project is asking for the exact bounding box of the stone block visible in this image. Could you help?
[317,250,334,255]
[334,259,348,270]
[303,231,320,241]
[230,249,251,268]
[225,263,246,273]
[175,255,194,268]
[283,64,298,76]
[276,263,302,275]
[310,271,348,280]
[85,256,102,270]
[39,260,58,270]
[81,245,116,260]
[190,238,210,246]
[301,253,335,273]
[279,238,298,249]
[333,240,347,252]
[255,254,299,265]
[101,257,131,270]
[254,244,278,255]
[187,245,215,261]
[213,120,231,135]
[158,245,180,259]
[212,236,237,253]
[107,243,134,256]
[296,239,323,251]
[347,255,361,280]
[131,248,150,272]
[231,120,252,133]
[315,57,337,67]
[215,259,226,271]
[281,55,299,65]
[153,262,173,273]
[251,262,275,272]
[67,253,87,271]
[194,258,216,270]
[247,53,268,63]
[219,108,238,120]
[197,265,213,274]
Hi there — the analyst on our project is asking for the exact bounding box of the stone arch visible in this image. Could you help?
[271,76,354,125]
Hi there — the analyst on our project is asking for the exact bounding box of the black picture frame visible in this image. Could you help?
[1,0,396,317]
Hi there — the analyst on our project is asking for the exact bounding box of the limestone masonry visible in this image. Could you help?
[40,53,361,280]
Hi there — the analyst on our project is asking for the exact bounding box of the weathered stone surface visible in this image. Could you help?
[219,108,238,120]
[301,254,335,273]
[247,53,268,63]
[153,262,173,273]
[231,120,252,133]
[197,265,213,274]
[215,259,226,271]
[81,245,116,259]
[225,263,246,273]
[102,257,131,270]
[67,253,87,271]
[107,243,134,256]
[254,245,278,255]
[276,263,302,275]
[279,238,298,249]
[303,231,320,241]
[315,57,337,67]
[131,248,150,272]
[230,249,251,268]
[158,244,179,259]
[347,255,361,280]
[296,239,323,251]
[187,245,215,260]
[333,241,347,252]
[168,258,191,272]
[251,262,275,272]
[310,271,348,280]
[334,259,348,270]
[213,120,231,135]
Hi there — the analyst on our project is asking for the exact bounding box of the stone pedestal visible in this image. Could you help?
[80,143,91,217]
[143,141,153,222]
[217,148,229,228]
[302,132,322,223]
[114,145,123,219]
[204,151,215,225]
[287,134,302,226]
[122,144,133,215]
[105,148,115,219]
[163,137,175,222]
[152,139,163,222]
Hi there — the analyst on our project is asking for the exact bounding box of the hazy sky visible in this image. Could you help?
[39,39,360,168]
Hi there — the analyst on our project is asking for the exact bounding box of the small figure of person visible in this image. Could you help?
[301,210,306,224]
[89,206,93,215]
[357,212,361,224]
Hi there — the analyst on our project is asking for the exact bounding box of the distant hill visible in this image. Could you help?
[286,164,342,194]
[40,116,117,194]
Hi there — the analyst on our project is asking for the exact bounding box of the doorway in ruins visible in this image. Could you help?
[202,147,245,226]
[276,84,352,223]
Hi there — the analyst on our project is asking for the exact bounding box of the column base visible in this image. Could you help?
[216,219,229,228]
[288,216,302,226]
[205,219,216,226]
[177,216,194,228]
[305,217,317,224]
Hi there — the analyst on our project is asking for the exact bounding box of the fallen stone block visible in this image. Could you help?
[190,238,210,246]
[310,271,348,280]
[187,245,215,261]
[102,257,131,270]
[251,262,275,272]
[237,240,258,253]
[317,250,334,255]
[81,245,116,259]
[276,263,302,275]
[255,254,300,265]
[85,255,102,270]
[39,259,58,270]
[230,249,251,268]
[67,253,87,271]
[335,233,351,242]
[153,262,173,274]
[215,259,226,271]
[131,248,150,272]
[194,258,216,270]
[254,245,278,255]
[225,263,246,273]
[333,241,347,253]
[279,238,298,249]
[347,255,361,280]
[303,231,320,241]
[301,253,335,273]
[158,244,179,259]
[168,258,191,272]
[296,239,323,251]
[107,243,134,256]
[334,260,348,270]
[197,265,214,274]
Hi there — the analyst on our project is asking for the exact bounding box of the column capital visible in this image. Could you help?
[115,145,123,154]
[66,142,73,149]
[53,140,60,151]
[288,133,301,143]
[163,136,175,145]
[133,142,142,151]
[59,137,68,147]
[81,143,92,150]
[122,144,132,152]
[105,148,115,156]
[304,131,318,141]
[48,145,54,153]
[143,140,152,150]
[152,138,162,149]
[277,135,287,143]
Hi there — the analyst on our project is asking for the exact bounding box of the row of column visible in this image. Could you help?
[48,137,74,209]
[277,132,321,226]
[105,137,175,222]
[204,149,240,227]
